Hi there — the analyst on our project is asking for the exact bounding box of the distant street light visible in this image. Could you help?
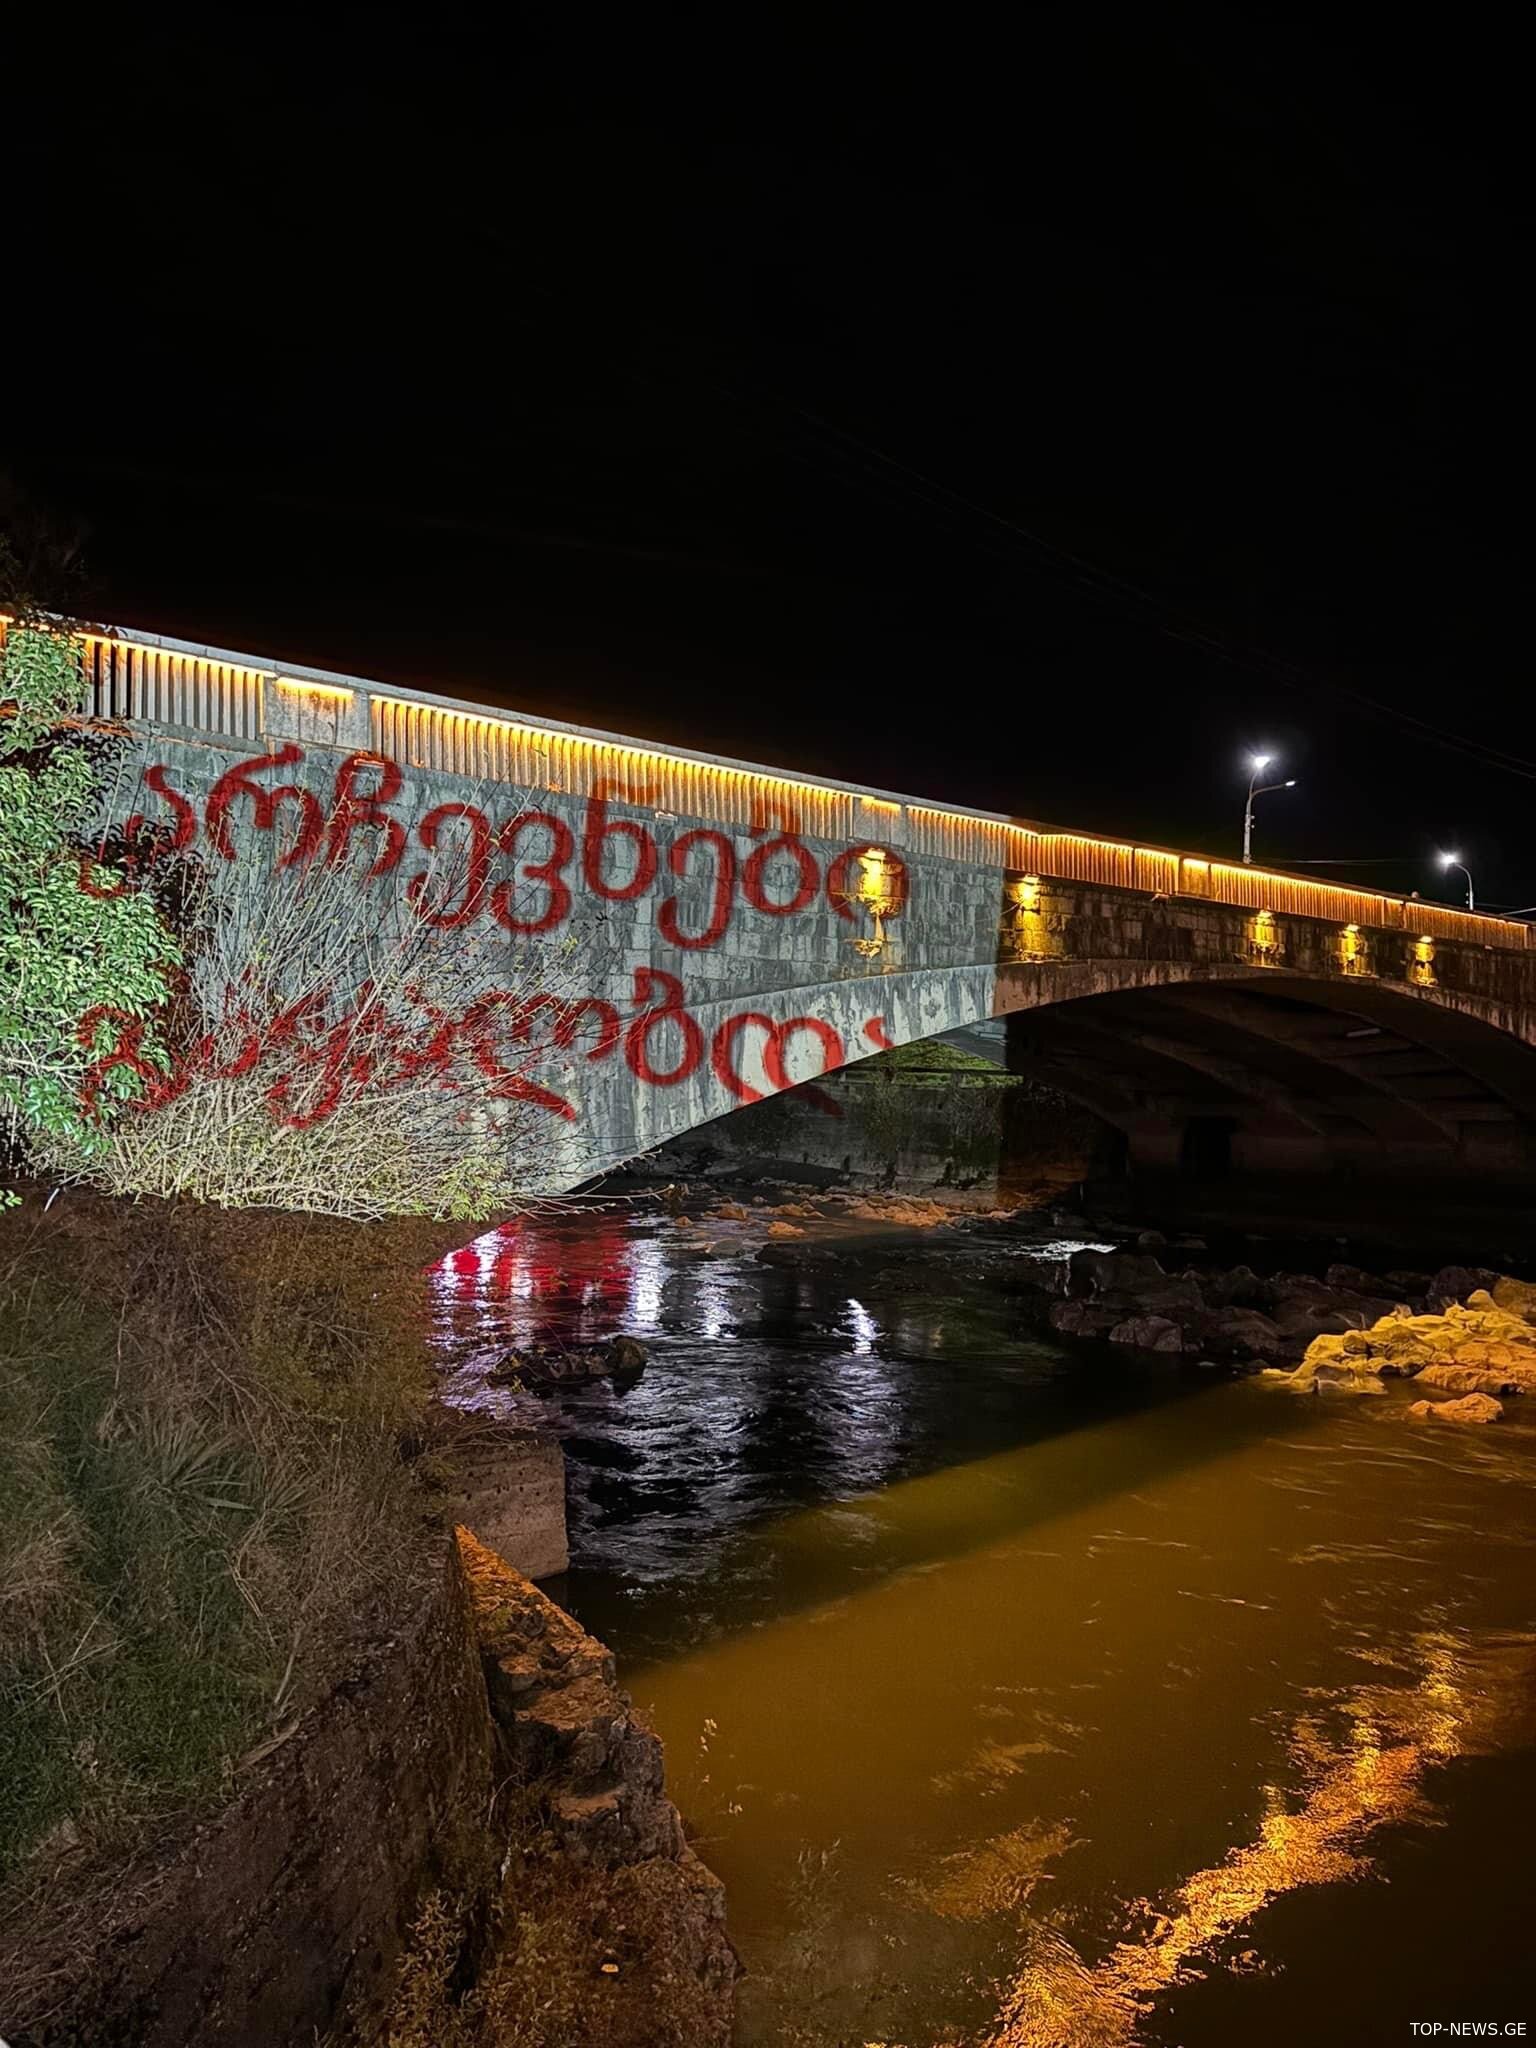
[1437,851,1475,910]
[1242,755,1297,865]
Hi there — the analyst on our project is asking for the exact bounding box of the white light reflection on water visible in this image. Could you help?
[627,1231,665,1327]
[692,1262,733,1341]
[425,1205,1536,2047]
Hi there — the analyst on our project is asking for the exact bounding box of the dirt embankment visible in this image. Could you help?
[1,1529,735,2048]
[0,1191,732,2048]
[387,1532,737,2048]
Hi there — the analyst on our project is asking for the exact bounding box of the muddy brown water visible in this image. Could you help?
[432,1205,1536,2047]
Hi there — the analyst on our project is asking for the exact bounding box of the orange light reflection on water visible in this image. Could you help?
[978,1631,1532,2048]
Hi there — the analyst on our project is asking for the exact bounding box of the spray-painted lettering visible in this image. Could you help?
[114,747,909,950]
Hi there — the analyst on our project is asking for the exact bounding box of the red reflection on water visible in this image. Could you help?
[445,1244,483,1298]
[434,1213,637,1351]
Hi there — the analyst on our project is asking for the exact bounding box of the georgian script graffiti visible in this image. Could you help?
[117,747,910,946]
[75,969,895,1131]
[78,746,909,1131]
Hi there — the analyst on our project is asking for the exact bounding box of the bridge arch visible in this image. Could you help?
[989,965,1536,1181]
[610,958,1536,1194]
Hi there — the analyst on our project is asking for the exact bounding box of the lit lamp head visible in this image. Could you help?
[1438,851,1460,869]
[855,846,894,908]
[1250,753,1272,773]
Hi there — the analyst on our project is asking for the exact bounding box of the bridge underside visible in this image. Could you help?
[999,972,1536,1181]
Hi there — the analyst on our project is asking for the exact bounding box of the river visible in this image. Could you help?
[432,1199,1536,2048]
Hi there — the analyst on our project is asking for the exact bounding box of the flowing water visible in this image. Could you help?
[433,1202,1536,2048]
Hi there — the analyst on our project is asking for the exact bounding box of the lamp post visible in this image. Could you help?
[1437,851,1475,910]
[1242,756,1297,865]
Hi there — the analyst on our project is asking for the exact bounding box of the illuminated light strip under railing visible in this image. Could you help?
[369,693,850,811]
[274,677,355,700]
[908,802,1012,831]
[10,619,1529,951]
[1205,859,1407,912]
[73,629,277,689]
[367,716,1527,948]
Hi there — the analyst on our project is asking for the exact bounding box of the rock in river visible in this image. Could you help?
[1107,1313,1184,1353]
[1298,1299,1536,1385]
[1408,1391,1504,1425]
[1068,1249,1172,1298]
[1049,1299,1125,1340]
[1188,1305,1288,1361]
[492,1335,649,1389]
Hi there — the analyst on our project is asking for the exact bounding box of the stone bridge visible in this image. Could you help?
[52,622,1536,1194]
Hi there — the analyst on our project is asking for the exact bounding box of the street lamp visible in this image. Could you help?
[1437,851,1475,910]
[1242,755,1297,865]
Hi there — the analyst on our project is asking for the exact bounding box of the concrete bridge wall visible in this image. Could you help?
[48,623,1536,1194]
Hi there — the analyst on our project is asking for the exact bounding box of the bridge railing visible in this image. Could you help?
[78,629,268,745]
[4,616,1528,955]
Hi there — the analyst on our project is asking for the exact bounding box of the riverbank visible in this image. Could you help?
[0,1189,734,2047]
[0,1190,454,1887]
[386,1530,736,2048]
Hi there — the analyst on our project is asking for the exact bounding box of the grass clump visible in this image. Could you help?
[0,1186,459,1891]
[385,1855,733,2048]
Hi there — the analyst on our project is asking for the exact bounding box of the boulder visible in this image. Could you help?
[1288,1331,1382,1379]
[1048,1299,1126,1339]
[1297,1323,1419,1377]
[1030,1257,1073,1298]
[1384,1269,1433,1299]
[1204,1264,1268,1309]
[493,1336,649,1390]
[604,1335,649,1385]
[1297,1295,1536,1384]
[1269,1270,1330,1299]
[1325,1262,1388,1295]
[1311,1366,1387,1394]
[1491,1275,1536,1324]
[1414,1358,1536,1396]
[1271,1301,1360,1341]
[1425,1265,1502,1312]
[1129,1275,1205,1313]
[1265,1366,1319,1394]
[1189,1305,1288,1362]
[1270,1274,1401,1327]
[1107,1314,1185,1353]
[1408,1391,1504,1425]
[1068,1249,1169,1298]
[1135,1229,1168,1250]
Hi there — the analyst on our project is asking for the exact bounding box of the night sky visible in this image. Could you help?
[6,19,1525,903]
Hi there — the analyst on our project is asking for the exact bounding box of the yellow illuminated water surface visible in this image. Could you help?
[435,1211,1536,2046]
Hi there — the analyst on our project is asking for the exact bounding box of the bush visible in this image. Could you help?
[0,625,180,1190]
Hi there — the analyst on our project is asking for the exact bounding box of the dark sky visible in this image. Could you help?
[6,17,1526,904]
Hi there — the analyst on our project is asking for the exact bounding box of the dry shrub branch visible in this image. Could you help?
[42,773,624,1218]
